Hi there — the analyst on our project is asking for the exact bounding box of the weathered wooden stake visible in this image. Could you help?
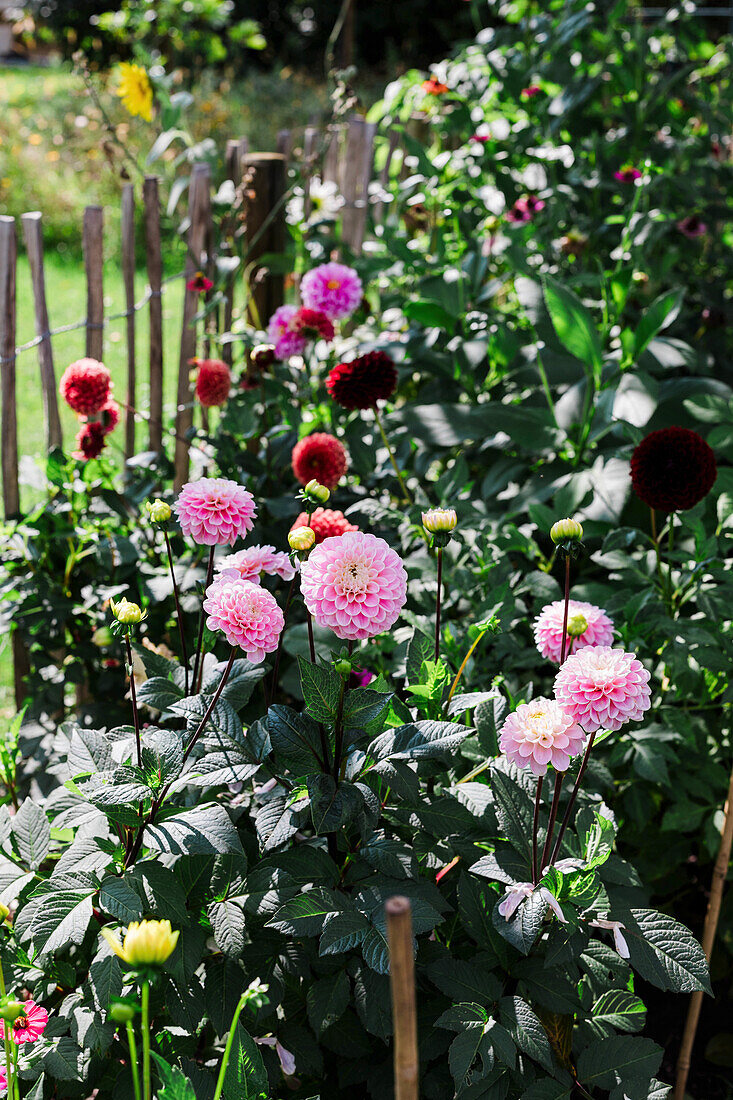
[341,116,376,255]
[277,129,292,160]
[0,216,19,518]
[225,136,249,186]
[83,205,104,361]
[121,184,136,463]
[302,126,319,223]
[174,163,211,490]
[241,153,286,328]
[386,896,419,1100]
[674,759,733,1100]
[143,176,164,453]
[21,212,62,451]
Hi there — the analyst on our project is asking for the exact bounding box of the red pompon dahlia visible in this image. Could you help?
[291,507,358,543]
[292,433,348,489]
[195,358,231,407]
[292,308,335,342]
[73,420,107,461]
[630,427,717,512]
[326,351,398,410]
[60,358,111,416]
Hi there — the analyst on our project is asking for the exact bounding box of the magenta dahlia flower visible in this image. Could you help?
[534,599,614,664]
[300,530,407,641]
[174,478,256,546]
[267,305,307,360]
[203,578,284,662]
[60,358,111,416]
[216,545,296,584]
[1,1000,49,1045]
[499,698,586,776]
[554,646,651,733]
[614,166,642,184]
[300,262,363,321]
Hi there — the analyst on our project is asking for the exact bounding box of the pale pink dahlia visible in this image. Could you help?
[534,599,614,664]
[174,478,256,546]
[300,262,363,321]
[267,305,307,360]
[300,531,407,641]
[203,578,284,662]
[554,646,652,733]
[216,545,296,584]
[499,698,586,776]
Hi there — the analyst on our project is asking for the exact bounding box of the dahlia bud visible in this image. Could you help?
[92,626,114,648]
[109,1000,137,1024]
[303,480,331,506]
[333,658,352,677]
[288,526,316,553]
[145,498,172,525]
[550,518,584,545]
[0,1000,24,1023]
[250,343,276,370]
[566,614,588,638]
[0,903,9,923]
[110,598,146,626]
[422,507,457,547]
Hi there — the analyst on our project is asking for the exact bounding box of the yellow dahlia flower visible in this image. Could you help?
[116,63,153,122]
[102,920,179,968]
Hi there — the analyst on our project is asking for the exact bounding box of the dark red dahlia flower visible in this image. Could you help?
[186,271,213,294]
[292,308,335,342]
[630,427,717,512]
[291,508,358,543]
[73,420,107,461]
[194,359,231,407]
[100,398,120,435]
[326,351,397,411]
[59,358,110,416]
[292,433,348,489]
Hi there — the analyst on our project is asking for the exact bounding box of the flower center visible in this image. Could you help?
[528,711,554,745]
[335,558,370,595]
[14,1016,28,1030]
[326,279,340,290]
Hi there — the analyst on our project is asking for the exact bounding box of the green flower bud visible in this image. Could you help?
[304,480,330,505]
[0,1000,25,1023]
[92,626,114,648]
[0,903,9,923]
[333,658,352,677]
[422,508,457,534]
[110,598,146,625]
[550,518,584,545]
[109,1000,137,1024]
[145,499,172,524]
[566,614,588,638]
[288,526,316,553]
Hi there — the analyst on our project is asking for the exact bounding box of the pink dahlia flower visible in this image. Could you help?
[554,646,652,733]
[216,545,296,584]
[203,578,284,662]
[268,305,307,360]
[1,1000,49,1044]
[300,262,363,321]
[499,698,586,776]
[300,530,407,641]
[175,478,256,546]
[534,599,614,664]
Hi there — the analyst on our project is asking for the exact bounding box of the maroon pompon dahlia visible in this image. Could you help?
[326,351,397,411]
[630,427,717,512]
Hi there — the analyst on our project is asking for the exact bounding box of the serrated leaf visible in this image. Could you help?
[222,1024,270,1100]
[427,957,503,1006]
[307,970,350,1036]
[43,1036,85,1080]
[499,996,553,1073]
[151,1053,197,1100]
[342,686,392,729]
[89,953,123,1011]
[307,774,363,834]
[267,888,344,937]
[146,804,243,856]
[361,924,391,974]
[368,720,472,762]
[208,898,246,956]
[320,910,371,955]
[576,1036,662,1090]
[255,795,301,851]
[12,798,51,869]
[99,877,144,923]
[591,989,646,1034]
[136,676,185,711]
[29,887,96,957]
[267,704,325,773]
[493,890,547,955]
[406,630,434,682]
[298,657,343,722]
[624,908,712,994]
[490,767,533,860]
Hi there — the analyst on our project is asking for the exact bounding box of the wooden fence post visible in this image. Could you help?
[121,184,136,463]
[386,897,419,1100]
[277,129,292,160]
[21,212,62,451]
[83,205,104,361]
[143,176,164,453]
[174,163,211,491]
[225,136,249,185]
[241,153,286,329]
[341,116,376,255]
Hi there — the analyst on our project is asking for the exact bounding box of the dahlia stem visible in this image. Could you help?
[540,772,564,873]
[559,555,571,665]
[164,530,190,696]
[532,774,544,885]
[650,506,658,544]
[124,634,143,768]
[212,989,250,1100]
[445,628,489,713]
[332,677,347,782]
[182,649,236,765]
[269,574,298,705]
[306,613,317,664]
[192,548,216,693]
[373,404,412,504]
[549,729,598,866]
[0,955,14,1100]
[126,1020,142,1100]
[141,979,151,1100]
[434,548,443,663]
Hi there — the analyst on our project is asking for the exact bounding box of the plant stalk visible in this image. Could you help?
[269,573,298,706]
[374,405,412,504]
[560,555,571,665]
[540,772,564,872]
[164,530,190,696]
[127,1020,142,1100]
[549,729,598,865]
[0,956,14,1100]
[434,548,443,663]
[212,990,250,1100]
[532,775,544,885]
[124,634,143,768]
[141,979,151,1100]
[192,547,216,693]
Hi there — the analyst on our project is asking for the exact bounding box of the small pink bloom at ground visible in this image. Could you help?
[0,1000,49,1044]
[676,215,707,239]
[175,478,256,546]
[300,530,407,641]
[614,166,642,183]
[300,262,363,321]
[216,545,296,584]
[186,271,213,294]
[203,578,284,661]
[499,698,587,776]
[268,305,307,360]
[534,599,614,663]
[521,85,543,97]
[554,646,652,732]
